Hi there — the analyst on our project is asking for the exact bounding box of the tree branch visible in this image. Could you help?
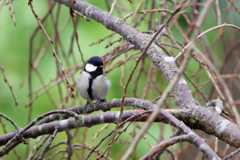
[1,98,240,154]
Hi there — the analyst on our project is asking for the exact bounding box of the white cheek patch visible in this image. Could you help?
[85,63,97,72]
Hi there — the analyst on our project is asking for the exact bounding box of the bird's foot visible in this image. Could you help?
[95,99,110,112]
[94,99,102,107]
[83,101,90,113]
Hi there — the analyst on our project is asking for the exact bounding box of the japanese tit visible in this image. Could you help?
[76,56,111,112]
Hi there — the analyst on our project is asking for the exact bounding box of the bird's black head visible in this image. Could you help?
[87,56,103,67]
[84,56,104,78]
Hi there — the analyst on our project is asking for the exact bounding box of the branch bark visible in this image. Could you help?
[1,98,240,149]
[0,101,221,159]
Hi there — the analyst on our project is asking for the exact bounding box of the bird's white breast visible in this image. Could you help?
[91,75,111,100]
[76,71,91,100]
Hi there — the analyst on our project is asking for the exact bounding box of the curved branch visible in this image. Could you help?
[0,109,219,159]
[140,134,198,160]
[3,98,239,148]
[1,98,240,157]
[37,98,155,125]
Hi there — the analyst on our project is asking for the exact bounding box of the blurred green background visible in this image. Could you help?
[0,0,240,159]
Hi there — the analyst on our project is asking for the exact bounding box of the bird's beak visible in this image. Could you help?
[99,65,104,68]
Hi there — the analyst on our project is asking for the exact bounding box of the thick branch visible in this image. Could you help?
[0,98,240,149]
[0,110,219,159]
[0,110,160,148]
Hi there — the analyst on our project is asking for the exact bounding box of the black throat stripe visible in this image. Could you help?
[85,67,103,101]
[87,78,94,100]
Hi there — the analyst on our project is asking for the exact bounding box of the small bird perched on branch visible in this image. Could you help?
[76,56,111,113]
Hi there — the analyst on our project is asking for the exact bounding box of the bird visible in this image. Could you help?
[76,56,111,113]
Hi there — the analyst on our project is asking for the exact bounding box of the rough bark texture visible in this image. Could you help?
[1,98,240,148]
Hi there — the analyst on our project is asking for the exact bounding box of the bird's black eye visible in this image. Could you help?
[98,65,103,69]
[85,56,104,74]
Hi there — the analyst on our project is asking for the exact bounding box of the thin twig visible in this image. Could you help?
[66,130,74,160]
[70,12,85,64]
[223,147,240,160]
[109,0,118,14]
[28,1,74,94]
[27,135,50,160]
[175,23,240,60]
[0,113,19,130]
[8,0,16,26]
[0,65,18,106]
[229,0,240,14]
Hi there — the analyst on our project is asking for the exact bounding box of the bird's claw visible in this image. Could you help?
[84,99,110,113]
[96,99,110,112]
[83,101,90,113]
[94,99,101,107]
